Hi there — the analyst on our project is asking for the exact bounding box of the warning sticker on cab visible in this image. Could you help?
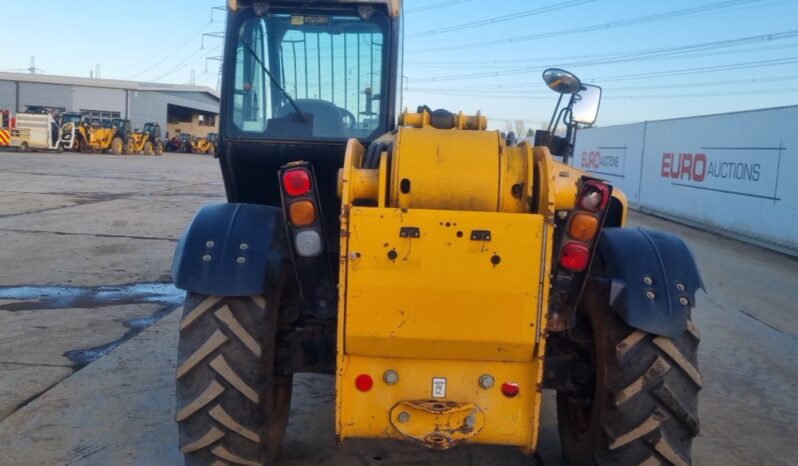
[290,15,330,26]
[432,377,447,398]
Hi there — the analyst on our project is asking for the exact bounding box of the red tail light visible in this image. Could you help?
[560,242,590,272]
[283,168,311,197]
[501,382,520,398]
[355,374,374,392]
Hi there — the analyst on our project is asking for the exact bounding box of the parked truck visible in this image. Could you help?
[0,109,13,148]
[10,112,75,153]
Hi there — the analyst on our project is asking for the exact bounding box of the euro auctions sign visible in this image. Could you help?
[580,150,625,177]
[660,148,784,201]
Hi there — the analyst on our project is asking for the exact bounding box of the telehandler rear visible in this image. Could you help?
[127,122,164,156]
[188,135,217,155]
[172,1,703,465]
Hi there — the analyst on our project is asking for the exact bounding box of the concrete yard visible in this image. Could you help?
[0,151,795,465]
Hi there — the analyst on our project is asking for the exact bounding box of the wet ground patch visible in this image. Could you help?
[0,282,184,312]
[0,282,186,369]
[62,304,180,369]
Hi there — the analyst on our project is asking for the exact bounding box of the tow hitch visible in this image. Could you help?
[389,400,485,450]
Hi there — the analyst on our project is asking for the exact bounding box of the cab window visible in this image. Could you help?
[231,11,389,141]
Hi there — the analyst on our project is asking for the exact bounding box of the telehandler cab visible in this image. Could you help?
[172,1,703,465]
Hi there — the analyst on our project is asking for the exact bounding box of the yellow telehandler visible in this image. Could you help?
[65,114,129,155]
[127,122,164,156]
[190,134,216,155]
[171,2,703,465]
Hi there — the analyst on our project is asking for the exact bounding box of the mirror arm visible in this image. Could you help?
[560,122,574,165]
[551,106,569,138]
[548,93,564,133]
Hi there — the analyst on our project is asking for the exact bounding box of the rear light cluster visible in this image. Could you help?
[280,166,323,258]
[557,180,610,273]
[278,163,337,319]
[549,179,613,330]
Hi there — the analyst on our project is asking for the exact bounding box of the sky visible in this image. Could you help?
[2,0,798,129]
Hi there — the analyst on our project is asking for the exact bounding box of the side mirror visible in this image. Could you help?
[571,84,602,126]
[543,68,582,95]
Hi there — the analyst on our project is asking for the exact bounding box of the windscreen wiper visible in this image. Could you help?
[239,37,308,123]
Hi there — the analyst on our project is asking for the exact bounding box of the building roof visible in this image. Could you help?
[0,72,219,100]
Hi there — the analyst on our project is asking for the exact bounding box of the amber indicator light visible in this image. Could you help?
[569,213,600,242]
[289,200,316,227]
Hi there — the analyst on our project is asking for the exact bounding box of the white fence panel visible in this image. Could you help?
[575,122,645,206]
[575,106,798,255]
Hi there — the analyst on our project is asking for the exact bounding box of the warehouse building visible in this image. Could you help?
[0,72,219,138]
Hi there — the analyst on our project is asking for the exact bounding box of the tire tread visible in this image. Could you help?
[177,293,290,466]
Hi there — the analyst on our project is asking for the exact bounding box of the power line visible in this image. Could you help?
[407,74,798,95]
[405,0,473,14]
[405,85,798,100]
[605,88,798,99]
[127,19,212,80]
[406,40,798,70]
[412,56,798,91]
[590,56,798,82]
[408,0,769,54]
[411,29,798,82]
[406,0,595,38]
[151,44,223,82]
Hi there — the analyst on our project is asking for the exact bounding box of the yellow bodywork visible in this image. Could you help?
[127,133,155,155]
[191,137,216,155]
[344,207,545,362]
[77,124,122,153]
[335,110,626,452]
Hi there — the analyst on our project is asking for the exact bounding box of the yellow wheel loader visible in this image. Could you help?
[171,2,704,465]
[127,122,164,156]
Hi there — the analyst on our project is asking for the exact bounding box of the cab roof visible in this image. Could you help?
[228,0,401,17]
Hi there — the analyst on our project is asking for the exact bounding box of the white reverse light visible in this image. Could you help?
[295,230,323,257]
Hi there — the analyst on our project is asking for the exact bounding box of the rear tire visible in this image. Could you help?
[557,283,701,466]
[155,142,164,156]
[144,141,154,156]
[110,137,123,155]
[176,293,292,466]
[19,142,29,152]
[206,144,215,156]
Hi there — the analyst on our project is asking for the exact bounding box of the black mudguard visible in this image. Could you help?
[596,228,704,338]
[172,203,287,297]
